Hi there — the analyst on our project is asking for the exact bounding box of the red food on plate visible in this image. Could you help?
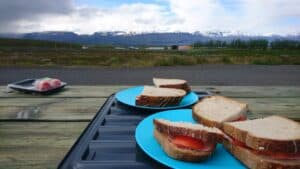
[36,80,51,91]
[49,79,62,88]
[171,135,215,151]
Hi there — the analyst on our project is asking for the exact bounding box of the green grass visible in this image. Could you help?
[0,38,81,50]
[0,38,299,67]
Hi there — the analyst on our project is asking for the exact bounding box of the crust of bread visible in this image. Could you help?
[153,119,224,143]
[192,95,248,129]
[223,117,300,154]
[158,83,191,93]
[136,95,183,107]
[154,129,215,162]
[153,78,191,93]
[223,140,300,169]
[192,109,223,129]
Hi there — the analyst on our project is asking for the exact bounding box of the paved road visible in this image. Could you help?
[1,65,300,86]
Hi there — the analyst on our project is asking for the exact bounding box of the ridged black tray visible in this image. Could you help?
[58,91,210,169]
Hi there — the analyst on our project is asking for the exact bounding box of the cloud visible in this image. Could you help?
[8,2,182,34]
[0,0,299,35]
[0,1,179,34]
[0,0,73,33]
[166,0,300,34]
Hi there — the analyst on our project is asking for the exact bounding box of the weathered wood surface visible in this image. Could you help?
[0,122,88,169]
[0,85,299,169]
[2,86,300,98]
[0,98,106,121]
[0,98,299,121]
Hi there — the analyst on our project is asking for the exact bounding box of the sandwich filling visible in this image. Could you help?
[232,115,247,122]
[153,119,221,152]
[228,136,300,160]
[169,135,215,151]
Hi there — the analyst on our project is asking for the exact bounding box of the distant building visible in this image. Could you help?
[178,45,192,51]
[145,47,165,50]
[115,47,126,50]
[81,46,89,50]
[129,46,139,50]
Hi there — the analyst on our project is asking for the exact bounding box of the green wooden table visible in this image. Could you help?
[0,86,300,169]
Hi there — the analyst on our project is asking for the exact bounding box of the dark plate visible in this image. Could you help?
[7,78,67,95]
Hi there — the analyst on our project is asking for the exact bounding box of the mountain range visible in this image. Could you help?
[0,31,299,46]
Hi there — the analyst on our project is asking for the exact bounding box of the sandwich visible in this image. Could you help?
[153,119,224,162]
[136,86,186,107]
[192,96,248,129]
[222,116,300,169]
[153,77,191,93]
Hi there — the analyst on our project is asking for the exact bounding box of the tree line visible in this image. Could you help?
[0,38,82,49]
[193,39,300,50]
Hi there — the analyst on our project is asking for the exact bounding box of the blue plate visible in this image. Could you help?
[135,109,245,169]
[115,86,199,110]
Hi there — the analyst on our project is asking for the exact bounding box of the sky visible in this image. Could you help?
[0,0,299,35]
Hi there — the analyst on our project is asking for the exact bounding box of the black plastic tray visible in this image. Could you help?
[58,91,210,169]
[7,78,67,95]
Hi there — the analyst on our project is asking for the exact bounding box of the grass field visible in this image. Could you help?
[0,38,299,67]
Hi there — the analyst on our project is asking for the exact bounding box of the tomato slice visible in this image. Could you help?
[232,138,247,147]
[172,135,204,150]
[230,137,300,160]
[255,150,300,160]
[233,115,247,122]
[171,135,215,151]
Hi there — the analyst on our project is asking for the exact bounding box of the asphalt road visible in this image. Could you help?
[1,65,300,86]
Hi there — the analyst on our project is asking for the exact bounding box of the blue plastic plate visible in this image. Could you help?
[135,109,245,169]
[115,86,199,110]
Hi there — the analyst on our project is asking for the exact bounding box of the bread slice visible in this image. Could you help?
[223,140,300,169]
[223,116,300,154]
[153,78,191,93]
[153,119,224,162]
[154,129,215,162]
[153,119,224,143]
[192,96,248,129]
[136,86,186,107]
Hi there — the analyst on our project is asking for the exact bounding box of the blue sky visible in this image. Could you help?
[0,0,299,35]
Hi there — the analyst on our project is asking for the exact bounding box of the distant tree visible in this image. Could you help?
[193,41,204,48]
[222,41,227,47]
[207,40,214,47]
[193,39,291,50]
[171,45,178,50]
[230,39,247,48]
[248,39,268,50]
[271,40,300,50]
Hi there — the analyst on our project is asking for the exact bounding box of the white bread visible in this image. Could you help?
[154,119,224,142]
[223,116,300,153]
[136,86,186,107]
[153,119,223,162]
[154,129,215,162]
[192,96,248,128]
[223,140,300,169]
[142,86,186,97]
[153,78,191,93]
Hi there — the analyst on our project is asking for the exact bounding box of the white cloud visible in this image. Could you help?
[166,0,300,35]
[0,0,299,35]
[4,3,181,34]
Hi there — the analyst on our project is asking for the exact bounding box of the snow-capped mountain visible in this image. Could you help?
[0,31,299,46]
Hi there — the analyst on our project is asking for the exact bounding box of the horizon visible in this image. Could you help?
[2,30,300,37]
[0,0,299,35]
